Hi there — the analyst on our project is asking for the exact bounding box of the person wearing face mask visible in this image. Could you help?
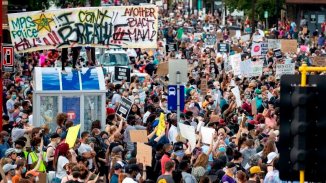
[1,164,17,183]
[254,89,264,114]
[248,166,264,183]
[6,91,18,122]
[25,170,41,183]
[46,133,61,172]
[27,138,47,172]
[221,162,237,183]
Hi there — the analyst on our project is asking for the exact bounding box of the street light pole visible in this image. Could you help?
[176,71,181,128]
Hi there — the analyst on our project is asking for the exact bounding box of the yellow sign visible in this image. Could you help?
[65,124,81,148]
[156,113,165,136]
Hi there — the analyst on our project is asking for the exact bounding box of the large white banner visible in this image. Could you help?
[8,6,158,52]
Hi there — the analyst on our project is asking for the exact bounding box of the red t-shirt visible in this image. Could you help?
[161,154,171,174]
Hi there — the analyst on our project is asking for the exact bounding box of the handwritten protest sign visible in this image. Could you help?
[251,61,263,77]
[251,99,257,115]
[240,59,252,77]
[312,56,326,66]
[251,43,262,56]
[280,40,298,53]
[130,130,148,143]
[200,126,215,145]
[179,123,196,151]
[66,124,81,148]
[8,6,158,53]
[230,53,241,75]
[276,63,295,79]
[261,42,268,56]
[136,143,152,167]
[268,39,280,50]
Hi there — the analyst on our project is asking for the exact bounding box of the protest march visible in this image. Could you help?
[0,0,326,183]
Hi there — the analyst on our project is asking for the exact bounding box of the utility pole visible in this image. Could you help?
[251,0,256,36]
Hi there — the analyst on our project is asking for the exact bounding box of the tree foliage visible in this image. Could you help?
[224,0,284,20]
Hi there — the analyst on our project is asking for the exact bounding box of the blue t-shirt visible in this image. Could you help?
[0,142,10,159]
[111,174,119,183]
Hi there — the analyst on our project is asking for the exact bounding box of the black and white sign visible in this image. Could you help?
[116,97,133,119]
[114,67,131,82]
[165,43,178,53]
[2,46,14,72]
[218,43,230,53]
[205,34,217,47]
[273,49,282,59]
[261,42,268,56]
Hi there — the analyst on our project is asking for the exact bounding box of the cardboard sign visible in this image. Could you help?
[116,97,133,119]
[156,62,169,76]
[273,49,282,59]
[312,56,326,66]
[276,63,295,79]
[218,43,230,52]
[130,130,148,143]
[2,46,14,72]
[136,143,152,167]
[280,40,298,53]
[201,78,208,95]
[200,126,215,145]
[114,67,131,82]
[230,53,242,75]
[232,45,242,53]
[165,43,178,52]
[179,123,196,151]
[268,39,281,50]
[303,27,308,34]
[36,173,47,183]
[8,6,158,53]
[229,30,236,38]
[251,43,262,56]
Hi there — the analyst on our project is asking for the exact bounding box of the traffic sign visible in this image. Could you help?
[2,46,14,72]
[264,11,268,18]
[168,85,185,111]
[168,59,188,85]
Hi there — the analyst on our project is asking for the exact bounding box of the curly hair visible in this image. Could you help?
[56,113,67,127]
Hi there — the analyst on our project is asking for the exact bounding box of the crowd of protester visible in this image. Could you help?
[1,1,326,183]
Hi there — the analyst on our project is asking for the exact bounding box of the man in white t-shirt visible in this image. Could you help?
[78,131,96,170]
[168,114,178,144]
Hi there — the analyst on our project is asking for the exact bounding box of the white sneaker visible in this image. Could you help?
[61,70,68,74]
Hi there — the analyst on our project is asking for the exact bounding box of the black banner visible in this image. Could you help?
[114,66,131,82]
[116,97,133,119]
[273,49,282,59]
[218,43,230,53]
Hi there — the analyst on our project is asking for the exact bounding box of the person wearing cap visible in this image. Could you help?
[25,170,40,182]
[264,157,281,183]
[46,133,61,172]
[221,162,237,183]
[111,162,124,183]
[1,163,17,183]
[248,166,264,183]
[5,148,17,161]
